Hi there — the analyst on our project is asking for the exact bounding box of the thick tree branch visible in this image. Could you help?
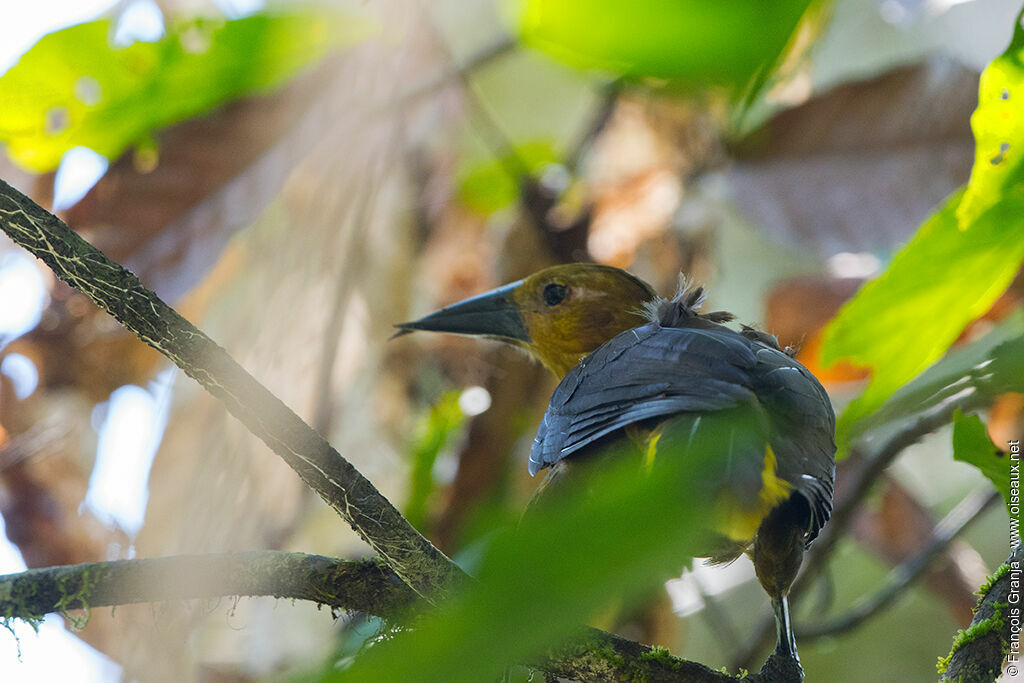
[540,632,733,683]
[0,552,420,621]
[539,629,802,683]
[0,553,768,682]
[940,543,1023,682]
[0,179,463,603]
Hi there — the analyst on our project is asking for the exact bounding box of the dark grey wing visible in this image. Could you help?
[530,323,763,476]
[529,319,837,547]
[749,346,836,544]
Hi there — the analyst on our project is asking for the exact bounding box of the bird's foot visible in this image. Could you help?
[757,649,804,683]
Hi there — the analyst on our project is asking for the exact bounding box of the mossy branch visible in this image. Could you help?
[0,552,420,623]
[939,543,1022,683]
[0,553,769,681]
[537,635,797,682]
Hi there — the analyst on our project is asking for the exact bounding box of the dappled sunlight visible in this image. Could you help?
[0,0,119,75]
[52,147,108,211]
[85,368,174,536]
[112,0,165,47]
[1,353,39,400]
[0,249,47,343]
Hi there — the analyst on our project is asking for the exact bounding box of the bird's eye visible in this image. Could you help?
[543,283,568,306]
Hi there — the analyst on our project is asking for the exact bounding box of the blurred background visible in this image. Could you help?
[0,0,1021,680]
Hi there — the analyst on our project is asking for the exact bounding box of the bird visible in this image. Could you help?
[396,263,836,674]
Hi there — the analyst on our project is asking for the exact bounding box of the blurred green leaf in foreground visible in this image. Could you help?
[330,440,723,682]
[0,12,372,173]
[821,12,1024,443]
[508,0,813,88]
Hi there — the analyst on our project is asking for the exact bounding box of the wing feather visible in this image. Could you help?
[530,319,836,544]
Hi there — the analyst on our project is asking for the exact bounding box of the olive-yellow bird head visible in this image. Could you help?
[395,264,657,377]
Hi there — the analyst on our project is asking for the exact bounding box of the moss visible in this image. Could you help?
[0,576,46,660]
[587,644,690,682]
[586,642,629,679]
[0,572,45,633]
[975,562,1010,599]
[937,601,1007,675]
[591,642,625,668]
[639,645,683,671]
[54,565,99,630]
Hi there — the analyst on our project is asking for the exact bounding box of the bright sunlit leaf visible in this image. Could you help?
[956,15,1024,229]
[821,191,1024,440]
[951,410,1011,510]
[509,0,813,87]
[821,15,1024,442]
[0,12,372,173]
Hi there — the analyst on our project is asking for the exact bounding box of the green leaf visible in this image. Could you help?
[988,335,1024,393]
[822,192,1024,441]
[0,12,371,172]
[821,17,1024,441]
[330,438,723,682]
[509,0,813,87]
[405,392,466,531]
[956,11,1024,229]
[457,140,560,214]
[852,313,1024,436]
[951,411,1011,510]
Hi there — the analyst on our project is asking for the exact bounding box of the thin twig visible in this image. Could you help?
[691,570,743,653]
[381,35,517,117]
[422,17,526,180]
[799,488,1000,640]
[811,392,989,581]
[565,80,622,172]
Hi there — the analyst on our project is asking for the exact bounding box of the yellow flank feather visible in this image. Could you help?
[643,430,662,472]
[718,445,793,542]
